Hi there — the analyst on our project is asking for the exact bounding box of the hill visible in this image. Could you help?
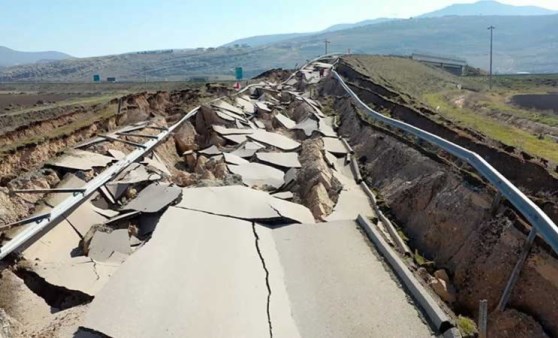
[421,0,556,17]
[0,46,72,67]
[1,14,557,82]
[222,18,392,48]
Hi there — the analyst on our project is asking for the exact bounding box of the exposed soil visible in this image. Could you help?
[320,76,558,337]
[335,60,558,221]
[511,93,558,114]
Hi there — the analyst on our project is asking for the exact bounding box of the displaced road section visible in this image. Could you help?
[1,61,439,337]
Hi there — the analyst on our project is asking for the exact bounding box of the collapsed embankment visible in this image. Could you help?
[335,61,558,204]
[320,75,558,337]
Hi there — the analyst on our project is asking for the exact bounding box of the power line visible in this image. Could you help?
[488,26,495,90]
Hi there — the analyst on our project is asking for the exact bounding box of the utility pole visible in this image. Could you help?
[324,39,330,55]
[488,26,495,90]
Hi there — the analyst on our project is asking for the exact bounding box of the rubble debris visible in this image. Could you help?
[228,162,285,189]
[123,183,182,213]
[223,134,249,145]
[48,149,115,171]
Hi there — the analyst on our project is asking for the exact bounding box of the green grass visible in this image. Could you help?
[424,93,558,163]
[457,315,478,337]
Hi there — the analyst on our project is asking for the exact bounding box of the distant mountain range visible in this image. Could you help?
[223,18,392,48]
[420,0,556,17]
[0,0,557,81]
[222,1,555,48]
[0,46,72,67]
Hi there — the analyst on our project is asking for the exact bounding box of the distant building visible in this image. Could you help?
[412,53,467,76]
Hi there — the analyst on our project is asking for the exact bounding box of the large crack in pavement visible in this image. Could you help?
[252,222,273,338]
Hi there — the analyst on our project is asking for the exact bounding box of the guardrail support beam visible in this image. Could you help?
[497,227,537,311]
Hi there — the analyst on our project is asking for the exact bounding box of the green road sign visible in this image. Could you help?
[93,74,100,82]
[235,67,243,80]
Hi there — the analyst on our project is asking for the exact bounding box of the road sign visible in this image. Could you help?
[93,74,100,82]
[235,67,243,81]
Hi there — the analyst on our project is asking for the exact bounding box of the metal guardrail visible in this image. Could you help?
[0,107,200,260]
[331,69,558,254]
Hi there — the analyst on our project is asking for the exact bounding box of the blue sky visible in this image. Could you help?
[1,0,557,57]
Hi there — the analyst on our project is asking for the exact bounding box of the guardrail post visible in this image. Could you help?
[478,299,488,338]
[497,227,537,311]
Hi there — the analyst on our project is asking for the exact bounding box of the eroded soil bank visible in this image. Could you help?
[319,76,558,337]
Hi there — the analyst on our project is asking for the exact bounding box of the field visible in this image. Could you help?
[344,55,558,164]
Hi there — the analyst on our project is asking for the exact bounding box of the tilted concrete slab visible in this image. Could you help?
[271,191,294,201]
[123,183,182,213]
[293,118,319,137]
[223,134,248,144]
[323,137,348,155]
[213,125,254,135]
[247,130,300,151]
[48,149,115,171]
[256,152,301,169]
[318,118,337,137]
[22,219,80,263]
[82,208,270,338]
[223,152,249,165]
[143,155,171,177]
[326,162,375,221]
[259,221,432,338]
[228,162,285,189]
[198,145,222,156]
[88,229,131,263]
[176,186,314,224]
[31,257,120,297]
[216,110,236,122]
[107,149,126,160]
[212,99,245,116]
[236,97,256,114]
[274,113,296,129]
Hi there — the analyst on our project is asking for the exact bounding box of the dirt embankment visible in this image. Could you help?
[335,61,558,199]
[320,76,558,337]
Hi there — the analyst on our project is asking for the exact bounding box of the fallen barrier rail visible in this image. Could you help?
[0,107,200,260]
[331,69,558,254]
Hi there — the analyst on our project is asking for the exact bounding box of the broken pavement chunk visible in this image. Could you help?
[223,153,249,165]
[48,149,115,171]
[211,99,245,116]
[88,229,131,263]
[256,152,301,169]
[212,125,254,135]
[274,113,296,129]
[247,130,300,151]
[293,118,319,137]
[323,137,349,155]
[123,183,182,213]
[235,97,256,114]
[223,134,248,145]
[108,149,126,160]
[198,145,222,156]
[228,162,285,189]
[82,207,269,338]
[176,185,314,223]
